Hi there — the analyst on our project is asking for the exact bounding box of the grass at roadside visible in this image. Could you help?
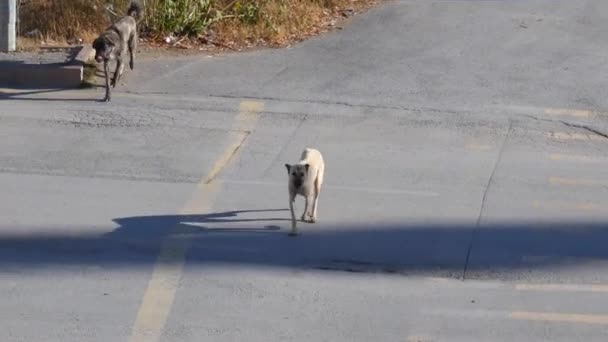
[18,0,376,49]
[210,0,376,47]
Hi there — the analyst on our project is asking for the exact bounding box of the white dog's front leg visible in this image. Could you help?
[311,195,319,223]
[311,181,321,223]
[289,195,297,236]
[302,196,310,222]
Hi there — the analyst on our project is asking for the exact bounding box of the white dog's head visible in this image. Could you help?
[285,163,310,189]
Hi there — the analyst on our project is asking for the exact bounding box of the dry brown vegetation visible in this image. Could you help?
[18,0,376,49]
[212,0,375,47]
[18,0,112,42]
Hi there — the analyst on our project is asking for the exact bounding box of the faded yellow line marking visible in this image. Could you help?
[128,101,263,342]
[544,108,593,118]
[0,88,23,94]
[549,176,608,187]
[520,255,600,264]
[511,311,608,325]
[548,153,608,163]
[239,100,265,114]
[573,202,606,212]
[532,200,606,213]
[516,283,608,293]
[547,132,605,142]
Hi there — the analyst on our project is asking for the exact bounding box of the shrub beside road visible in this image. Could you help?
[18,0,376,50]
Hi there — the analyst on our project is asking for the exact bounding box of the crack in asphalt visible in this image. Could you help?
[559,121,608,140]
[207,93,465,115]
[120,91,608,133]
[462,120,513,280]
[203,131,251,185]
[521,113,608,140]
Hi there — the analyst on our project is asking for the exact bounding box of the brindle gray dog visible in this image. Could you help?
[285,148,325,236]
[93,1,142,102]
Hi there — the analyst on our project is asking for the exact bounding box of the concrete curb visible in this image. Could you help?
[73,45,95,66]
[0,45,95,88]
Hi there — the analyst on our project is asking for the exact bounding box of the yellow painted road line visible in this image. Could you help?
[549,176,608,187]
[573,202,607,212]
[511,311,608,325]
[428,308,608,325]
[516,283,608,293]
[520,255,601,264]
[548,153,608,163]
[544,108,593,118]
[547,132,606,142]
[0,88,23,94]
[128,101,263,342]
[532,200,606,213]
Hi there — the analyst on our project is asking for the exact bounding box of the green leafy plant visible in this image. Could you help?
[233,1,259,25]
[145,0,220,37]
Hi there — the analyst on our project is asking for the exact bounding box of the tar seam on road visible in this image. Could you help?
[462,120,513,280]
[522,113,608,141]
[510,311,608,325]
[208,93,464,115]
[203,131,250,184]
[559,120,608,140]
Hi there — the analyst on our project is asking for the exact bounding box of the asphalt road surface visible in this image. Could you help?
[2,1,608,341]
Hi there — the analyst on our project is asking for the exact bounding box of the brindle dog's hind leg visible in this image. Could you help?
[103,60,111,102]
[111,57,124,88]
[129,31,136,70]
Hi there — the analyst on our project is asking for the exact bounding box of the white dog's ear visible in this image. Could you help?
[285,164,291,173]
[305,163,310,172]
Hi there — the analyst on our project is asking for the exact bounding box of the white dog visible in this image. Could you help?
[285,148,325,236]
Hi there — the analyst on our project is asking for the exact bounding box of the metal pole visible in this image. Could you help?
[0,0,17,52]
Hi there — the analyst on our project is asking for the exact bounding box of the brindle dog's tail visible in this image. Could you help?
[126,1,143,19]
